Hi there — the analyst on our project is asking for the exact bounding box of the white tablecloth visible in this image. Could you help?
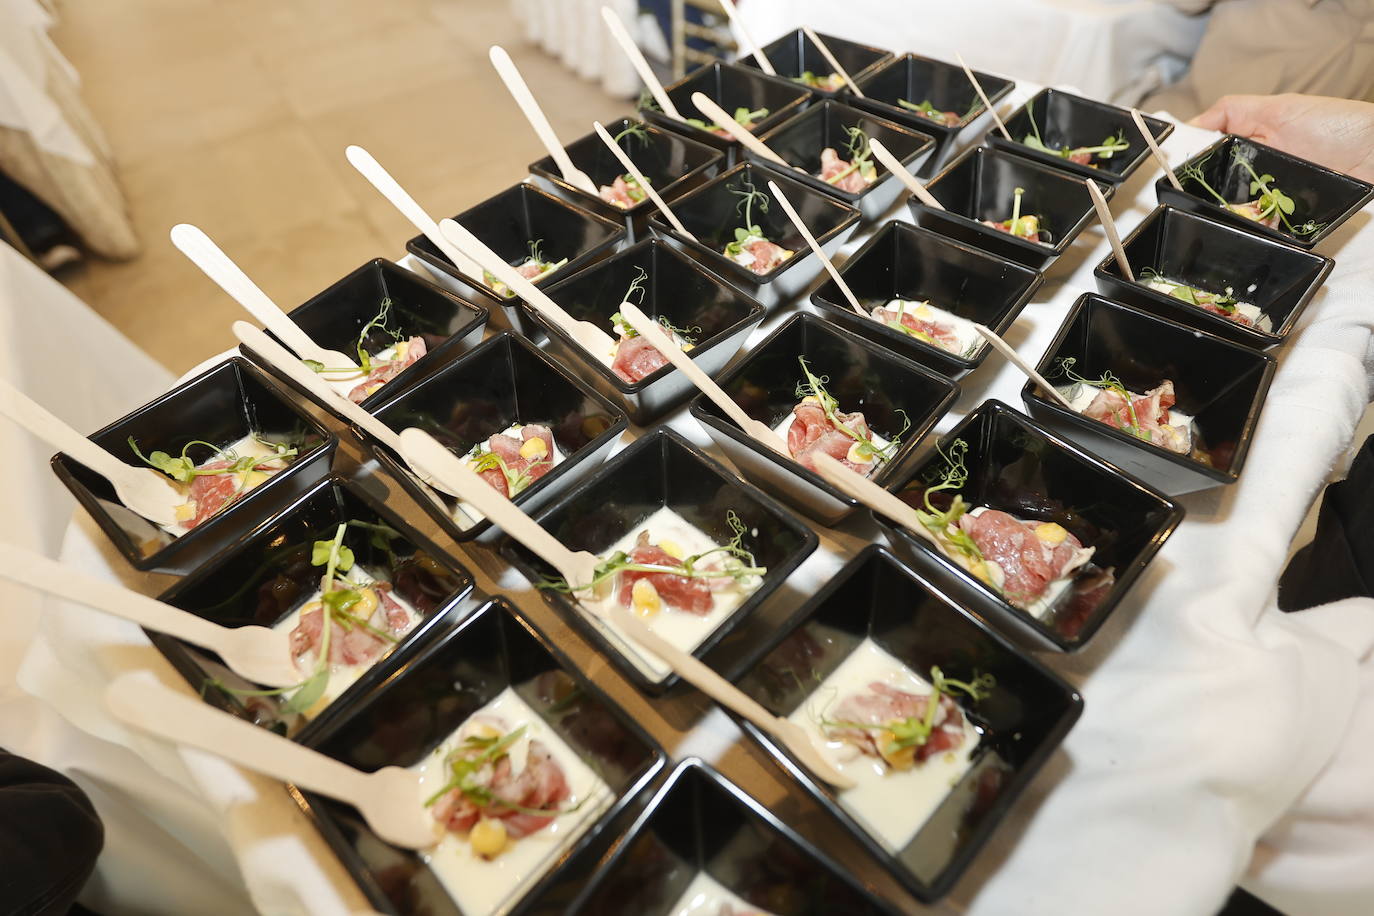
[14,95,1374,915]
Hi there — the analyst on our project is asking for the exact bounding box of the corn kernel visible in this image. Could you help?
[469,818,508,858]
[631,579,661,617]
[470,723,502,741]
[876,729,916,771]
[846,441,874,465]
[657,540,684,559]
[393,341,409,361]
[174,502,195,522]
[1034,522,1068,545]
[519,437,549,461]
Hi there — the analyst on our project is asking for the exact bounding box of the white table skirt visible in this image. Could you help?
[15,91,1374,915]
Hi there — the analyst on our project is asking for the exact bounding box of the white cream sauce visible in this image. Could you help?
[158,433,293,536]
[573,506,762,683]
[788,639,981,852]
[870,299,983,358]
[667,871,779,916]
[452,423,566,529]
[269,566,421,718]
[414,687,612,916]
[1143,277,1271,331]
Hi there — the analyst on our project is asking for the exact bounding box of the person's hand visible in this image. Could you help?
[1192,94,1374,183]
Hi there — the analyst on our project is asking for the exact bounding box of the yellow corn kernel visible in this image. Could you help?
[469,818,508,858]
[350,586,380,620]
[846,441,874,465]
[801,395,820,405]
[519,437,549,461]
[657,540,684,560]
[392,341,409,361]
[1034,522,1068,545]
[365,383,384,396]
[876,729,916,771]
[174,502,196,522]
[631,579,661,617]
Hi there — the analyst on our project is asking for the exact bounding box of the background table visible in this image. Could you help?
[13,97,1374,916]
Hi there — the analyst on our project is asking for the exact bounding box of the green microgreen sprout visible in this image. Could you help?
[1178,148,1323,237]
[1052,357,1150,442]
[609,267,701,345]
[723,175,773,258]
[906,438,994,586]
[301,297,406,378]
[794,356,906,465]
[1021,107,1129,162]
[482,240,569,298]
[819,666,995,761]
[422,724,588,821]
[823,125,878,187]
[1136,267,1238,314]
[685,105,769,135]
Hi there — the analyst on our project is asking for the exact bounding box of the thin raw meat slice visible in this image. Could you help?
[819,147,869,193]
[828,681,966,764]
[186,460,246,529]
[347,336,428,404]
[611,333,669,383]
[599,176,635,209]
[516,261,545,280]
[742,238,788,275]
[957,509,1090,609]
[785,403,876,475]
[874,305,961,353]
[1228,199,1281,229]
[616,533,714,615]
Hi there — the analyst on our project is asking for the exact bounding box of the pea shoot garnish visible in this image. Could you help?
[483,240,569,298]
[820,667,995,764]
[1052,357,1151,442]
[723,175,775,260]
[128,434,296,486]
[608,267,700,345]
[907,439,996,589]
[685,105,769,136]
[823,126,878,187]
[1137,268,1239,314]
[794,357,907,466]
[300,297,407,379]
[1178,147,1323,237]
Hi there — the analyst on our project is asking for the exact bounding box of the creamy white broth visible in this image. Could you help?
[269,566,421,718]
[413,687,612,916]
[788,639,981,852]
[574,506,763,683]
[158,433,293,536]
[1143,276,1271,331]
[667,871,779,916]
[452,423,566,528]
[870,299,983,358]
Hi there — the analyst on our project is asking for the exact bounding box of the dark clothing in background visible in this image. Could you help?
[1279,435,1374,611]
[0,750,104,916]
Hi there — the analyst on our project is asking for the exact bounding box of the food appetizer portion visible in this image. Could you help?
[298,297,427,404]
[1020,107,1129,167]
[981,187,1047,245]
[598,268,700,384]
[796,71,845,92]
[1180,146,1320,237]
[897,98,968,128]
[686,105,770,140]
[450,422,564,527]
[1138,269,1268,330]
[1053,359,1194,456]
[775,357,901,477]
[600,173,650,209]
[415,687,612,914]
[790,638,991,851]
[130,433,297,534]
[723,176,796,275]
[867,298,981,358]
[818,126,878,193]
[483,239,569,299]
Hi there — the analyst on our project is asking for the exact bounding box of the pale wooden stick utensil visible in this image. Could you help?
[1132,108,1182,191]
[956,52,1010,141]
[344,145,483,279]
[0,379,181,525]
[974,323,1075,409]
[869,138,944,210]
[764,180,865,318]
[106,675,438,850]
[717,0,775,74]
[690,92,788,167]
[617,303,788,455]
[600,6,683,120]
[1085,178,1133,281]
[171,224,358,371]
[0,545,300,687]
[592,121,697,241]
[437,218,617,357]
[810,452,941,549]
[489,45,596,194]
[801,26,863,97]
[404,427,851,789]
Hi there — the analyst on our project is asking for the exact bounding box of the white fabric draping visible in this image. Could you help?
[12,100,1374,915]
[511,0,644,98]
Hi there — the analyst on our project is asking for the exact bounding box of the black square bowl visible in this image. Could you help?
[500,428,819,693]
[405,182,627,334]
[755,99,934,221]
[243,258,489,415]
[988,88,1174,184]
[151,475,474,741]
[367,331,629,542]
[1156,134,1374,250]
[913,145,1112,270]
[852,53,1015,177]
[294,597,667,916]
[689,314,958,526]
[647,161,860,311]
[642,60,812,166]
[50,357,337,575]
[568,759,897,915]
[810,221,1043,377]
[729,545,1083,903]
[529,117,724,244]
[534,237,766,424]
[1020,294,1277,495]
[1095,204,1335,348]
[878,401,1183,651]
[736,28,893,100]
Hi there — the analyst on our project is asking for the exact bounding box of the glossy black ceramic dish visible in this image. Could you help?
[736,28,893,99]
[529,116,724,242]
[648,161,860,311]
[912,145,1111,270]
[500,428,818,693]
[810,220,1043,377]
[368,331,628,541]
[755,99,934,220]
[731,545,1083,902]
[295,598,667,916]
[642,60,812,166]
[50,357,337,575]
[406,182,626,334]
[535,237,766,423]
[852,53,1015,176]
[568,759,898,915]
[690,314,958,525]
[153,474,473,742]
[1155,134,1374,249]
[244,258,489,413]
[1022,294,1277,494]
[877,401,1184,651]
[988,88,1173,184]
[1094,204,1335,348]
